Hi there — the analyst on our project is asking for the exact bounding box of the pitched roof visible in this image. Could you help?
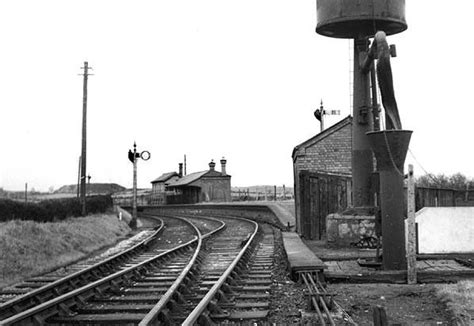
[168,170,209,187]
[167,169,231,187]
[151,172,179,183]
[292,115,352,160]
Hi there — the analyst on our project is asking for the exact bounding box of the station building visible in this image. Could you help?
[150,158,231,205]
[150,171,180,205]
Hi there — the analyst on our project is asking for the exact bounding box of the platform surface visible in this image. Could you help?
[265,202,295,228]
[282,232,326,274]
[325,259,474,283]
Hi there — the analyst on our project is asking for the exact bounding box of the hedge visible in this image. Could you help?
[0,195,113,222]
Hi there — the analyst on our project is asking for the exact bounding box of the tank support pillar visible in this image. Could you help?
[352,38,374,208]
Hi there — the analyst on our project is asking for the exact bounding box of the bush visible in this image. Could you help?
[0,195,113,222]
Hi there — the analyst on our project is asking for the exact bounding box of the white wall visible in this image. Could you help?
[415,207,474,254]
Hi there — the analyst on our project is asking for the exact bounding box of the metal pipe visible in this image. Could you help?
[361,38,377,74]
[371,65,380,131]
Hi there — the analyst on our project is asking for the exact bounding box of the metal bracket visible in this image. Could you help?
[390,44,397,57]
[358,106,369,124]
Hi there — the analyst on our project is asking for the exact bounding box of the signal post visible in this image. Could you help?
[128,142,150,229]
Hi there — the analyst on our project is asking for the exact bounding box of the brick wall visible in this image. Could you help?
[294,122,352,175]
[293,119,352,234]
[191,177,231,202]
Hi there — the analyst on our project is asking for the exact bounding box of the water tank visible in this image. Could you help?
[316,0,407,38]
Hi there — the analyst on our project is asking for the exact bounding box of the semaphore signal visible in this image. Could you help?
[314,100,341,132]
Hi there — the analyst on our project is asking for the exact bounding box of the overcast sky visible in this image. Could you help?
[1,1,473,191]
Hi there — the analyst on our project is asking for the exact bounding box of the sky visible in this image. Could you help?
[1,1,473,192]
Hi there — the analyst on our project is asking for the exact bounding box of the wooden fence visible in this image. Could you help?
[297,172,473,240]
[231,188,294,202]
[416,187,474,210]
[415,187,455,211]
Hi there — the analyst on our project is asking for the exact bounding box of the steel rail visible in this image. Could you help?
[313,275,356,325]
[182,216,259,325]
[308,273,335,326]
[0,216,201,326]
[0,218,164,321]
[300,272,337,326]
[138,214,226,325]
[301,273,326,326]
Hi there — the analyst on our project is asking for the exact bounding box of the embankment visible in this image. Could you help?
[0,213,130,288]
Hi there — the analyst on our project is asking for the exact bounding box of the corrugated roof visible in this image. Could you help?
[151,172,179,183]
[168,170,209,187]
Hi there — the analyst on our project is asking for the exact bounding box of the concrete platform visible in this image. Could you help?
[282,232,326,279]
[219,201,296,228]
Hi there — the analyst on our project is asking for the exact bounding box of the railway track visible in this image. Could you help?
[1,210,347,325]
[157,211,352,325]
[0,212,277,325]
[0,218,165,320]
[0,214,223,325]
[0,224,160,305]
[1,212,264,325]
[145,212,277,325]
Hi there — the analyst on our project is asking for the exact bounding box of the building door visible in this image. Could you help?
[299,171,352,240]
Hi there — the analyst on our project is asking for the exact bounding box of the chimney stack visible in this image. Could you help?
[209,160,216,171]
[220,157,227,175]
[178,163,183,177]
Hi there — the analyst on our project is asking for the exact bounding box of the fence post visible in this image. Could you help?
[373,306,389,326]
[407,164,417,284]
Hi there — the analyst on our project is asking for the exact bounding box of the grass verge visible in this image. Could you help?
[436,280,473,325]
[0,213,131,288]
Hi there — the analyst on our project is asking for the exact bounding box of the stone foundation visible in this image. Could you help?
[326,213,376,246]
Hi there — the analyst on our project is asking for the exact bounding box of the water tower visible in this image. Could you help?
[316,0,411,270]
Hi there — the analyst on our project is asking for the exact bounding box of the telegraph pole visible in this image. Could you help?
[77,156,81,198]
[80,61,93,216]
